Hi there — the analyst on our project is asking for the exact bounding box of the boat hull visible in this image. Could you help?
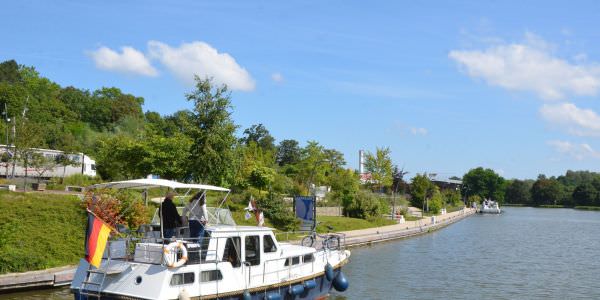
[73,268,341,300]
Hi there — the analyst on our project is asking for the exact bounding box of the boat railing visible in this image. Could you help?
[104,236,222,266]
[261,255,315,284]
[274,231,347,251]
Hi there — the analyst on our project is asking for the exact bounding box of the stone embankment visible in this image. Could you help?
[341,208,476,247]
[0,265,76,292]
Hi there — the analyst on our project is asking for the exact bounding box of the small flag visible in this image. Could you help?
[257,211,264,227]
[244,201,254,211]
[84,211,114,268]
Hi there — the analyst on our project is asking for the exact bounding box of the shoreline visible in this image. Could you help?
[0,208,475,294]
[341,208,476,248]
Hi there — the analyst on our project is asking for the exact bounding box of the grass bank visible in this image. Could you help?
[0,191,86,274]
[316,216,396,232]
[574,206,600,211]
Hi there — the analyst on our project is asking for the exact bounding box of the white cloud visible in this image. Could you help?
[271,72,284,83]
[540,102,600,136]
[449,34,600,100]
[547,140,600,160]
[89,46,157,76]
[410,127,428,136]
[148,41,255,91]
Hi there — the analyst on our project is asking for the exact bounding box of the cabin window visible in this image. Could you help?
[201,270,223,282]
[284,256,300,266]
[91,164,96,170]
[222,237,241,268]
[303,254,314,263]
[170,272,194,286]
[263,235,277,253]
[245,235,260,266]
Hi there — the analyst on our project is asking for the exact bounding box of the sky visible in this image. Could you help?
[2,0,600,180]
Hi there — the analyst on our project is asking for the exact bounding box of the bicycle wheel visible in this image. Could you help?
[325,235,340,250]
[301,235,315,247]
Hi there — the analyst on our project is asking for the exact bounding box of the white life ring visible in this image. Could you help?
[163,241,188,268]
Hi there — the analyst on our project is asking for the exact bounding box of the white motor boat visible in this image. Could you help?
[479,199,501,214]
[71,179,351,300]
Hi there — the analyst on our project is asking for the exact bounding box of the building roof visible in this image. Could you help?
[431,178,463,185]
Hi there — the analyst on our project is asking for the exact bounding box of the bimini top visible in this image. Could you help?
[87,178,230,192]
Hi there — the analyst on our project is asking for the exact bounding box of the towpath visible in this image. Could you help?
[341,207,476,247]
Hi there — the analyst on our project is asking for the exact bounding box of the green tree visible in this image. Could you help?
[249,166,276,192]
[410,173,435,210]
[29,152,59,182]
[572,183,598,206]
[13,120,43,180]
[297,141,327,188]
[241,124,275,153]
[95,133,192,180]
[55,153,80,183]
[442,189,462,207]
[428,189,444,214]
[186,77,238,186]
[329,168,360,207]
[505,180,532,205]
[0,60,22,83]
[94,134,146,180]
[364,147,393,191]
[92,87,144,130]
[392,165,409,194]
[531,177,562,206]
[143,133,193,180]
[462,167,506,202]
[276,139,301,166]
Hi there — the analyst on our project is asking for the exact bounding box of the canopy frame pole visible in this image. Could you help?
[143,189,148,206]
[218,190,231,209]
[160,188,166,239]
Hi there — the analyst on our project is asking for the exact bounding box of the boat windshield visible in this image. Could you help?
[150,207,236,226]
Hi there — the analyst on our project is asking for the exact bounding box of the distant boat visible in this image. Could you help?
[479,199,501,214]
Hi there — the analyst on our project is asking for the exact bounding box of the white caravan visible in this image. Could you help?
[0,144,96,178]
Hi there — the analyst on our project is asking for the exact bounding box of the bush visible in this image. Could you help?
[256,193,298,231]
[443,189,462,207]
[468,195,482,204]
[428,191,444,214]
[47,174,102,190]
[342,190,389,219]
[82,189,149,230]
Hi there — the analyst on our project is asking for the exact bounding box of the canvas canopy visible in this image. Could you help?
[87,178,230,192]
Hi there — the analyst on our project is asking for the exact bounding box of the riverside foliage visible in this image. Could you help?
[0,60,394,227]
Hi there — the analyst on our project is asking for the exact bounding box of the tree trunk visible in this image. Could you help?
[23,161,27,192]
[62,164,67,184]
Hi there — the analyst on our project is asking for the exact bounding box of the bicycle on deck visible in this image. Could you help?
[301,222,341,250]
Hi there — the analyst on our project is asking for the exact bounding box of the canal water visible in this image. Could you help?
[1,207,599,299]
[331,207,600,299]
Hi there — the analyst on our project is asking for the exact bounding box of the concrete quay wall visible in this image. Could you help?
[342,208,476,247]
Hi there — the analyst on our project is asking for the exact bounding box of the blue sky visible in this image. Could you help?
[2,1,600,179]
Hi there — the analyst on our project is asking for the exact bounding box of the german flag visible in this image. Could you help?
[84,211,113,268]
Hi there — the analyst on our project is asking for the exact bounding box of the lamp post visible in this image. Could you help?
[2,103,10,178]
